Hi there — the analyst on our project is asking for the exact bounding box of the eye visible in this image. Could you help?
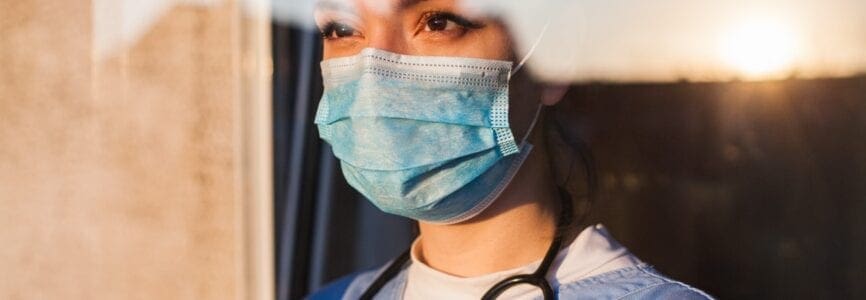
[422,12,484,33]
[320,22,360,40]
[425,14,456,31]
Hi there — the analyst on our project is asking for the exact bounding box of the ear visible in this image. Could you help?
[541,84,569,106]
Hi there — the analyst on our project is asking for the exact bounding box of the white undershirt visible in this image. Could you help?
[403,224,643,300]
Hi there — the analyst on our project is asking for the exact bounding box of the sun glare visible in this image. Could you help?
[720,19,800,79]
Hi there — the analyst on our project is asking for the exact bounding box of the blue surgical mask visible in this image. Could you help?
[314,48,540,224]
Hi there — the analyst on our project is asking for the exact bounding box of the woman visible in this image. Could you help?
[308,0,712,299]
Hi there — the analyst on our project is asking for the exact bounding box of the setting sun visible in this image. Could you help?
[719,19,800,79]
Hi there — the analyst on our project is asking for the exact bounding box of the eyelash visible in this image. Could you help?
[317,11,484,40]
[420,11,485,31]
[319,21,357,40]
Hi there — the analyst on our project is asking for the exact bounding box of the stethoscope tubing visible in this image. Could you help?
[360,187,574,300]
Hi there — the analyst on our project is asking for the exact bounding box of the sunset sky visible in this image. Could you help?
[540,0,866,81]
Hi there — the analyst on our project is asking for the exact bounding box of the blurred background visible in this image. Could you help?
[274,1,866,300]
[1,0,864,299]
[1,1,272,299]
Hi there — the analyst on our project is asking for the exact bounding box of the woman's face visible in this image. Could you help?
[314,0,546,142]
[314,0,513,61]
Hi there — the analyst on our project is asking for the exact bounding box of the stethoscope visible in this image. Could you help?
[359,187,574,300]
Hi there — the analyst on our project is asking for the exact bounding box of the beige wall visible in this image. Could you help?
[0,1,272,299]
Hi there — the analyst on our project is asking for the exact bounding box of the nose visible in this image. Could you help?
[365,20,411,55]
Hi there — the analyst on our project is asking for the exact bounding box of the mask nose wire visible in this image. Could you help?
[511,20,551,146]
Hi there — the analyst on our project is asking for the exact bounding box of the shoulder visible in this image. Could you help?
[556,264,713,300]
[305,267,391,300]
[306,271,363,300]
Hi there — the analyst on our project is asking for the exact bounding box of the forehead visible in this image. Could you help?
[315,0,462,15]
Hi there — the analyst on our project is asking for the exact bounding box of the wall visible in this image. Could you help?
[0,1,272,299]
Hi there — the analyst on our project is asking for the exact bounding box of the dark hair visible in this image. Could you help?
[542,98,598,231]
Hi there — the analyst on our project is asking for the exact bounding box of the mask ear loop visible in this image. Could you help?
[512,21,551,146]
[520,104,545,145]
[510,21,551,77]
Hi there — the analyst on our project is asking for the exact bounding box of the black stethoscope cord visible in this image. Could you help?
[359,188,574,300]
[358,249,411,300]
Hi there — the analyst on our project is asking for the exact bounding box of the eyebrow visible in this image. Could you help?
[397,0,429,9]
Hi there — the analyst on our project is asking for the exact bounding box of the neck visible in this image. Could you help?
[415,146,560,277]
